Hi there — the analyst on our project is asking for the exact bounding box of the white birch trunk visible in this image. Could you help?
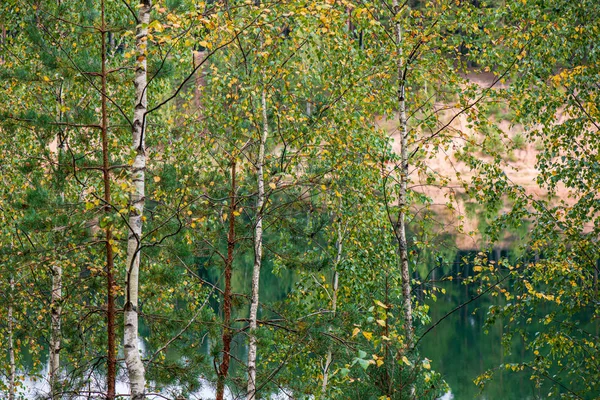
[8,277,15,400]
[49,87,64,399]
[393,2,415,397]
[393,0,414,352]
[49,264,62,398]
[124,1,150,398]
[321,223,344,395]
[246,83,269,400]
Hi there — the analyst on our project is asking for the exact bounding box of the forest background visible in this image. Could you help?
[0,0,598,399]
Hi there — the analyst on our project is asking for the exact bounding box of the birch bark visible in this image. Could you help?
[393,0,415,353]
[246,83,269,400]
[216,160,237,400]
[321,222,344,395]
[49,263,62,398]
[8,277,15,400]
[124,1,151,398]
[49,84,65,400]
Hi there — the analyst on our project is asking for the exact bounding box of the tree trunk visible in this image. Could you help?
[393,0,414,352]
[49,263,62,398]
[393,2,415,397]
[49,83,66,400]
[246,83,269,400]
[216,160,237,400]
[321,222,343,395]
[124,1,151,399]
[8,277,15,400]
[100,1,117,397]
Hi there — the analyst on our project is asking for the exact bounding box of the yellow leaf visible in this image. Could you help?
[43,76,50,82]
[401,356,411,366]
[269,182,276,190]
[154,176,161,183]
[199,40,212,49]
[233,211,241,217]
[362,331,373,341]
[422,359,431,370]
[374,300,388,309]
[352,327,360,337]
[376,319,386,327]
[376,359,384,367]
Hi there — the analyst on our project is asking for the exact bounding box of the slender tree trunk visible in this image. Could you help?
[49,83,65,400]
[393,0,414,351]
[100,1,117,397]
[321,222,343,395]
[49,263,62,398]
[391,6,417,397]
[124,1,151,399]
[247,82,269,400]
[217,160,237,400]
[393,3,416,398]
[8,277,15,400]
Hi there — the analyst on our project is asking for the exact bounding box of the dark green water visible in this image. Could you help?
[419,255,531,400]
[238,248,539,399]
[16,248,551,399]
[183,248,537,399]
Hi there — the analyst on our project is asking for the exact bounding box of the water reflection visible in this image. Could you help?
[12,248,565,399]
[420,250,535,400]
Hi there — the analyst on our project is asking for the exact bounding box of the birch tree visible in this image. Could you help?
[49,83,67,399]
[392,0,414,351]
[123,0,151,398]
[216,158,238,400]
[246,78,269,400]
[49,261,62,397]
[7,277,15,400]
[470,1,600,396]
[321,216,344,394]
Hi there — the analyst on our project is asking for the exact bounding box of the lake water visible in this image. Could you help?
[12,248,553,399]
[196,247,537,399]
[419,249,528,400]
